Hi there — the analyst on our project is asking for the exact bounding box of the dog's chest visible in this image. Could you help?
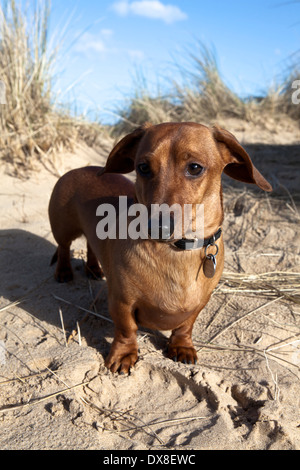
[130,245,206,312]
[134,265,205,330]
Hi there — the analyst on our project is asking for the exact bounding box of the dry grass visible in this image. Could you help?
[113,43,299,136]
[0,2,298,172]
[218,271,300,305]
[0,0,107,176]
[172,44,251,123]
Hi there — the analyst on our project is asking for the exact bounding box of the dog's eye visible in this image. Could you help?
[137,163,151,176]
[186,163,204,177]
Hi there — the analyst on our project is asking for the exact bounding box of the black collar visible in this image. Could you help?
[172,228,222,251]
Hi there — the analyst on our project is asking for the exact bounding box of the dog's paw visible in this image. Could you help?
[167,345,198,365]
[55,266,73,283]
[85,263,104,280]
[105,348,138,374]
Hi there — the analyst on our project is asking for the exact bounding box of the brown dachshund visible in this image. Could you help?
[49,122,272,373]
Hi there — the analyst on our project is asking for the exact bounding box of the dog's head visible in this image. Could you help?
[99,122,272,239]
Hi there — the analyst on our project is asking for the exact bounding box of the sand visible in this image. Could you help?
[0,120,299,450]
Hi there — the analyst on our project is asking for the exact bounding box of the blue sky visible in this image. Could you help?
[48,0,300,123]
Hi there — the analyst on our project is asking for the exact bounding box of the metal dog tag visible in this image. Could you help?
[203,254,217,278]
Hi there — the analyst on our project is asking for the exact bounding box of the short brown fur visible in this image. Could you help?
[49,122,272,373]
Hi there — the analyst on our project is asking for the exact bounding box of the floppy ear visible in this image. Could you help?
[98,123,152,176]
[212,126,272,192]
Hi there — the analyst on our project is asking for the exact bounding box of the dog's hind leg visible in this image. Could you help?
[85,242,104,280]
[54,244,73,283]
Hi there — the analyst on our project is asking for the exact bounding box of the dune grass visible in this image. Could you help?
[0,0,107,176]
[113,42,299,136]
[0,0,60,171]
[112,45,250,134]
[0,1,298,173]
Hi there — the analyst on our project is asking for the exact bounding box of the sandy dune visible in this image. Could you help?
[0,122,299,450]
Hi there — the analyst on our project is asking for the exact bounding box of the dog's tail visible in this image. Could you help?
[50,249,58,266]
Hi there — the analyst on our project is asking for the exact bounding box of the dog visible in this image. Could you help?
[49,122,272,373]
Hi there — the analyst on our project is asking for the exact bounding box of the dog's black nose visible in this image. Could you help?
[148,213,174,240]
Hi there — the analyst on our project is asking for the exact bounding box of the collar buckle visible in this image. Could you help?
[173,228,222,252]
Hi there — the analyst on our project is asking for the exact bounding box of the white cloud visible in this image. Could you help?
[112,1,130,16]
[101,29,114,38]
[128,49,145,60]
[75,32,106,54]
[112,0,187,24]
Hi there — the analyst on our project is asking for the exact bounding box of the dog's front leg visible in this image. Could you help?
[105,300,138,374]
[167,313,198,365]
